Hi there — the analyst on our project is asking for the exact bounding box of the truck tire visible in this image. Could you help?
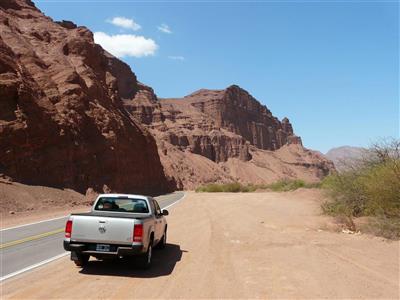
[156,228,167,249]
[74,254,89,267]
[138,240,153,269]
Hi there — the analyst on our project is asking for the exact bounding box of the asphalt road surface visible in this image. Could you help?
[0,192,185,280]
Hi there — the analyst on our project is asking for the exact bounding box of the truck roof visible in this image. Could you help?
[97,193,149,200]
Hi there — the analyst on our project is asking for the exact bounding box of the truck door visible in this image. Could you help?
[152,199,163,243]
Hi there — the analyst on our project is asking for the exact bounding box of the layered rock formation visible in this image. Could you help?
[155,96,252,163]
[124,85,334,189]
[0,0,334,192]
[0,0,172,193]
[185,86,302,150]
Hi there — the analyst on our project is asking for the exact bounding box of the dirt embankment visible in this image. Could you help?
[2,190,398,299]
[0,181,95,228]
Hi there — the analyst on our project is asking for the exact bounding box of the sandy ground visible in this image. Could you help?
[0,182,94,229]
[1,190,399,299]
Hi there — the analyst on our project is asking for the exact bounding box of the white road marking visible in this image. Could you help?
[162,192,186,210]
[1,193,185,231]
[1,216,68,232]
[0,252,69,282]
[0,192,186,282]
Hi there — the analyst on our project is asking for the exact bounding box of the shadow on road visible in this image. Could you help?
[79,243,187,278]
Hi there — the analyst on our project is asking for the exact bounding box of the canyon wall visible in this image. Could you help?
[0,0,334,192]
[0,0,172,194]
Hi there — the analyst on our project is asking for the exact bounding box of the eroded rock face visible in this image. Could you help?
[0,0,334,192]
[0,0,172,194]
[145,85,303,165]
[165,131,251,162]
[186,85,301,150]
[153,97,253,164]
[123,83,165,125]
[119,83,251,164]
[125,85,334,188]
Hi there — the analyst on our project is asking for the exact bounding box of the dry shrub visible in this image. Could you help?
[322,138,400,239]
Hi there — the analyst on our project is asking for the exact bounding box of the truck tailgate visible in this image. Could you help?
[71,215,135,245]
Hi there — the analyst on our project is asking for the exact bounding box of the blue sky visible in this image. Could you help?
[35,0,399,153]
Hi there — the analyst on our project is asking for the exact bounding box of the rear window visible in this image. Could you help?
[95,197,149,213]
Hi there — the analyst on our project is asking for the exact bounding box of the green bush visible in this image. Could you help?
[321,139,400,239]
[322,157,400,218]
[223,182,243,192]
[267,179,304,191]
[264,179,321,191]
[195,182,249,193]
[195,184,223,193]
[195,179,318,193]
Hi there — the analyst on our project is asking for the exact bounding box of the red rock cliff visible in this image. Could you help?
[0,0,172,193]
[123,85,333,189]
[186,85,302,150]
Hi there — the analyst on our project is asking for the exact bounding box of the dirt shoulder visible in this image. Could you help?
[1,205,92,229]
[2,190,399,299]
[0,181,94,229]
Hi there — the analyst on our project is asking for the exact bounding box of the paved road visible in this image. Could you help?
[0,192,185,280]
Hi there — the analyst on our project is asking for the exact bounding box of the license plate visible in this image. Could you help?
[96,244,110,252]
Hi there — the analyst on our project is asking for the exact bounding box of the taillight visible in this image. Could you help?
[133,223,143,242]
[65,220,73,238]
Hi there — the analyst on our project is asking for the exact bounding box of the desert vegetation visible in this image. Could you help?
[321,139,400,239]
[195,179,318,193]
[196,139,400,239]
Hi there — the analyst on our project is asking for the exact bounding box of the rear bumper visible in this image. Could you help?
[64,240,144,256]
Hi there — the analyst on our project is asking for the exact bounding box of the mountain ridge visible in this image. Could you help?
[0,0,334,192]
[326,146,366,171]
[125,83,334,189]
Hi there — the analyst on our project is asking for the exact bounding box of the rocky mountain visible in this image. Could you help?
[125,85,334,189]
[0,0,172,194]
[0,0,334,193]
[326,146,366,171]
[179,86,302,150]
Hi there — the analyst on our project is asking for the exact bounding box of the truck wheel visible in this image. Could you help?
[156,228,167,249]
[138,240,153,269]
[74,254,89,267]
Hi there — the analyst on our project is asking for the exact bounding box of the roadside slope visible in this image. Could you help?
[0,181,91,229]
[2,190,398,299]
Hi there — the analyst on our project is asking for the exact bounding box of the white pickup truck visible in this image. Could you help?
[63,194,168,269]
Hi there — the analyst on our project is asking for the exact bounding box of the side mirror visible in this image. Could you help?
[162,209,169,216]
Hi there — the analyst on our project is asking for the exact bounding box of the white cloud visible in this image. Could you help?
[158,23,172,34]
[108,17,141,31]
[168,56,185,61]
[94,32,158,58]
